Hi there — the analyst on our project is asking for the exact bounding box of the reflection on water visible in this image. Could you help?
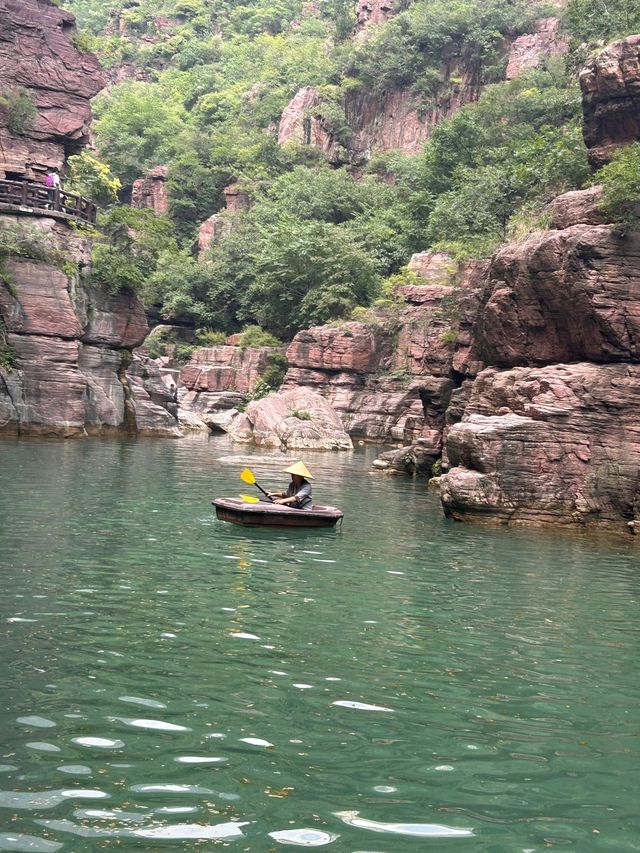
[1,435,639,851]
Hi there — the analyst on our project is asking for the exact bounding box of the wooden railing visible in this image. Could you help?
[0,179,97,224]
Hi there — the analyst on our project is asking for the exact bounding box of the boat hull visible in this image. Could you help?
[212,498,343,528]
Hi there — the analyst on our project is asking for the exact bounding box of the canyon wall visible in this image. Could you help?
[277,3,567,160]
[0,0,104,179]
[0,0,179,438]
[438,35,640,532]
[282,35,640,533]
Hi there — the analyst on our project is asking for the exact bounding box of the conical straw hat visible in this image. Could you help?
[284,461,314,479]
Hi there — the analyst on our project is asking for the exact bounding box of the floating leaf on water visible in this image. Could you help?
[264,786,294,798]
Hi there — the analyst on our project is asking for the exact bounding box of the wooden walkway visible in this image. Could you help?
[0,179,97,224]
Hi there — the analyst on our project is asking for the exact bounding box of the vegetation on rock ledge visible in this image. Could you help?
[60,0,640,340]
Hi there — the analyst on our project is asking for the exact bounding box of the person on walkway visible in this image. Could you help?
[45,170,60,207]
[269,461,313,510]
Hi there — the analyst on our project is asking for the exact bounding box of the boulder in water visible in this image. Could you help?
[226,388,352,451]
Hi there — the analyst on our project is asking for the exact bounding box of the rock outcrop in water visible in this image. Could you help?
[0,0,179,438]
[178,344,286,431]
[226,387,353,451]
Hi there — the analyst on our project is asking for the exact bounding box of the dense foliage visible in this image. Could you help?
[60,0,640,339]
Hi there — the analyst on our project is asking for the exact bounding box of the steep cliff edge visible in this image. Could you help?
[0,0,179,437]
[438,36,640,532]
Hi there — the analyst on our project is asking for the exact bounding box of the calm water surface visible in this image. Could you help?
[0,436,639,852]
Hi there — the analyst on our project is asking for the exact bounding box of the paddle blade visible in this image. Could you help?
[240,494,260,503]
[240,468,256,485]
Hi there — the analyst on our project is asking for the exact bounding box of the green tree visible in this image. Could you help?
[246,215,380,337]
[565,0,640,45]
[93,82,188,185]
[66,152,121,205]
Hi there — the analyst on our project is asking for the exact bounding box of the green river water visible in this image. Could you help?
[0,436,639,852]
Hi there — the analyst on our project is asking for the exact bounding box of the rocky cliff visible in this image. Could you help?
[0,0,179,437]
[0,0,104,180]
[277,1,568,160]
[284,35,640,533]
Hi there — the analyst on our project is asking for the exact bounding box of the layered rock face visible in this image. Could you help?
[131,166,169,215]
[441,363,640,528]
[474,219,640,367]
[0,0,104,178]
[284,260,486,449]
[277,11,567,161]
[355,0,395,34]
[0,0,179,438]
[180,345,286,422]
[438,179,640,532]
[506,17,568,79]
[277,87,335,155]
[0,220,179,437]
[581,34,640,168]
[198,184,251,255]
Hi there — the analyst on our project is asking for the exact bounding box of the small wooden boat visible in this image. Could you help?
[212,497,343,528]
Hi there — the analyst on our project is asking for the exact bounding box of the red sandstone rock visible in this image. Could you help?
[286,322,388,373]
[127,354,182,437]
[79,344,128,431]
[440,362,640,530]
[580,35,640,168]
[283,264,487,445]
[180,345,284,395]
[0,231,174,436]
[131,166,169,215]
[0,3,177,439]
[4,333,87,436]
[80,283,149,349]
[346,71,481,156]
[506,18,568,79]
[407,251,456,284]
[197,185,250,254]
[547,186,605,229]
[476,224,640,366]
[0,258,83,338]
[226,387,352,450]
[0,0,105,176]
[355,0,394,34]
[223,184,250,212]
[277,87,335,155]
[197,214,221,255]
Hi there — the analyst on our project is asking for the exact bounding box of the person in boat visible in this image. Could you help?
[268,461,313,510]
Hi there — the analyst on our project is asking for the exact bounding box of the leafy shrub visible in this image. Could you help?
[596,143,640,227]
[195,328,227,346]
[565,0,640,46]
[291,409,311,420]
[175,343,198,365]
[0,86,37,135]
[239,325,281,347]
[260,350,288,389]
[0,326,16,372]
[66,152,121,205]
[440,328,457,344]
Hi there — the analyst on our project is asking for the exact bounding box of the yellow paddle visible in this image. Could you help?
[239,494,260,503]
[240,468,273,502]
